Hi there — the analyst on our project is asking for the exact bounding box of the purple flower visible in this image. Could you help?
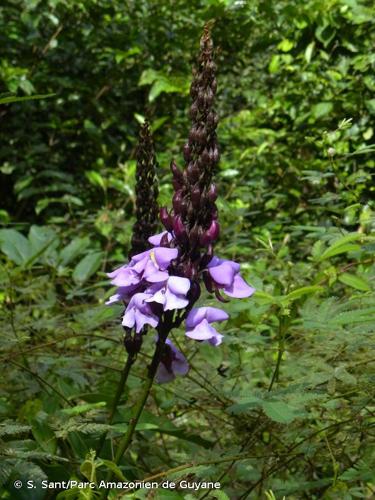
[146,276,191,311]
[156,339,189,384]
[207,256,255,298]
[148,231,173,246]
[185,306,229,346]
[122,292,159,333]
[108,247,178,287]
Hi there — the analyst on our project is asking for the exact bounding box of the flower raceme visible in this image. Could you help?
[106,26,255,383]
[106,233,254,380]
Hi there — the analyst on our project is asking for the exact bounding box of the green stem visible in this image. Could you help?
[100,315,173,499]
[96,352,136,457]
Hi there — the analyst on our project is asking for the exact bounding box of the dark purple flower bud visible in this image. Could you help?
[188,224,200,246]
[188,280,201,302]
[207,184,217,202]
[171,160,183,181]
[183,144,191,162]
[172,191,183,213]
[160,207,173,232]
[187,163,200,183]
[173,215,187,239]
[172,178,182,190]
[200,220,220,246]
[191,184,201,208]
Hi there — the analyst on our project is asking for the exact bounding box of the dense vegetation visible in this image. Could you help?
[1,1,374,499]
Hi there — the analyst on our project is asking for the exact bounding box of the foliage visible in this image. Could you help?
[0,0,374,499]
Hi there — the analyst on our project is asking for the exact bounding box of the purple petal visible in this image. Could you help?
[164,288,189,310]
[107,264,127,279]
[186,319,223,346]
[155,339,189,384]
[111,268,140,287]
[186,307,229,329]
[224,274,255,298]
[168,276,190,295]
[148,231,173,246]
[155,363,175,383]
[122,293,159,333]
[153,247,178,269]
[208,260,239,287]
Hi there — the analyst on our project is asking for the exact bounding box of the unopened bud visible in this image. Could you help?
[172,191,183,213]
[191,184,201,208]
[187,162,200,183]
[171,160,183,181]
[160,207,173,232]
[207,184,217,202]
[173,215,187,239]
[183,144,191,162]
[200,220,220,246]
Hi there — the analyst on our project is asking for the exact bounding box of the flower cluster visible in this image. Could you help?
[106,25,255,384]
[107,230,254,382]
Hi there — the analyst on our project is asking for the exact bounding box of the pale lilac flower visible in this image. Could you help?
[122,292,159,333]
[186,306,229,346]
[156,339,189,383]
[109,247,178,287]
[146,276,190,311]
[207,256,255,298]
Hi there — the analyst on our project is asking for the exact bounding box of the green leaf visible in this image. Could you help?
[318,233,364,260]
[262,401,297,423]
[278,39,294,52]
[85,170,106,190]
[59,237,91,266]
[60,402,106,416]
[100,460,126,481]
[312,101,333,119]
[305,41,315,63]
[72,252,102,284]
[284,286,324,302]
[0,93,55,104]
[338,273,371,291]
[0,228,31,264]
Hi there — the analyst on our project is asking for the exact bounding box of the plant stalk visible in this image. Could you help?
[100,314,173,499]
[96,352,136,457]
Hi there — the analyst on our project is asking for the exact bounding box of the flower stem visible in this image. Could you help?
[100,315,173,499]
[96,352,136,457]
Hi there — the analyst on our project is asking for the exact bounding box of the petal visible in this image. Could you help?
[186,307,228,328]
[205,306,229,323]
[224,274,255,298]
[105,293,123,305]
[156,363,175,384]
[186,318,218,341]
[168,276,190,296]
[208,332,223,346]
[208,261,238,287]
[111,268,140,287]
[148,231,172,246]
[130,249,151,263]
[122,306,136,329]
[164,288,189,310]
[172,357,189,376]
[107,264,127,279]
[146,287,167,306]
[153,247,178,270]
